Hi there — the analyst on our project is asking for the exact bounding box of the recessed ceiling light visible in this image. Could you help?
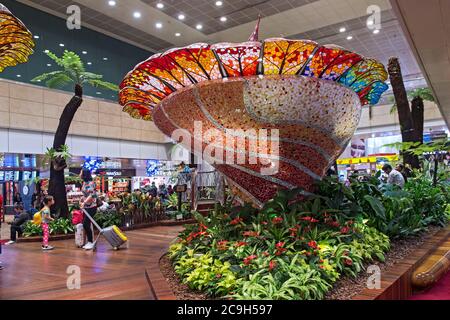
[47,63,52,67]
[59,43,65,47]
[96,92,102,95]
[33,35,40,39]
[196,24,203,30]
[133,11,141,18]
[103,57,108,61]
[373,29,380,34]
[87,62,92,65]
[82,51,88,54]
[44,50,49,53]
[175,32,181,37]
[16,74,21,77]
[220,16,227,22]
[36,79,41,82]
[178,14,185,20]
[215,1,223,6]
[156,2,164,9]
[339,27,346,33]
[108,0,116,6]
[155,22,163,29]
[346,35,353,40]
[367,20,374,26]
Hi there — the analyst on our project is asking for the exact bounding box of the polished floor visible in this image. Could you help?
[0,225,182,300]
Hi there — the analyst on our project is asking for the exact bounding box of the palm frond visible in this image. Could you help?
[61,50,85,74]
[46,51,65,67]
[45,73,73,89]
[31,71,68,83]
[390,103,397,115]
[80,72,103,80]
[408,87,435,102]
[87,79,119,92]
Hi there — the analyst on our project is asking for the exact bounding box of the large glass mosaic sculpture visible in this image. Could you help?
[0,3,34,72]
[119,23,389,207]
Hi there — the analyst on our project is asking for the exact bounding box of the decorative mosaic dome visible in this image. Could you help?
[0,4,34,72]
[119,21,389,206]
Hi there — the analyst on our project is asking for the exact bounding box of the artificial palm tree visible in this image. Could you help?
[388,57,420,169]
[32,50,118,218]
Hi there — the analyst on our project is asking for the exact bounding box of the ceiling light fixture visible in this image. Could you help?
[216,1,223,6]
[87,62,92,65]
[178,14,185,20]
[155,22,163,29]
[339,27,346,33]
[175,32,181,37]
[47,63,52,67]
[33,35,39,39]
[16,74,21,78]
[133,11,142,18]
[346,35,353,40]
[196,24,203,30]
[220,16,227,22]
[373,29,380,34]
[103,57,108,61]
[108,0,116,6]
[156,2,164,9]
[82,51,88,54]
[59,43,65,47]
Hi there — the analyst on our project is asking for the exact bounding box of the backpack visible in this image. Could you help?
[32,210,42,226]
[72,209,84,225]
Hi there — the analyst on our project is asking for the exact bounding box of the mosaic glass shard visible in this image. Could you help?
[0,4,34,72]
[119,35,389,206]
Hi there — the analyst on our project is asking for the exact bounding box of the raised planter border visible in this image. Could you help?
[16,219,196,243]
[352,225,450,300]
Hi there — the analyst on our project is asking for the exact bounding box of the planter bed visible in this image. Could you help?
[157,226,444,300]
[17,219,196,243]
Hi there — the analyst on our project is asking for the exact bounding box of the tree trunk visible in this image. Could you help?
[48,85,83,218]
[411,96,425,144]
[387,57,420,169]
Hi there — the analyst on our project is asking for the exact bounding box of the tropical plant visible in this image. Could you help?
[31,50,119,218]
[94,209,122,228]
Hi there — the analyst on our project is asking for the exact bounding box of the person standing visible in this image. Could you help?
[80,169,98,251]
[382,164,405,188]
[41,196,55,251]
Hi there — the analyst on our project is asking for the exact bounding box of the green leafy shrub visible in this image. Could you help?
[22,218,74,237]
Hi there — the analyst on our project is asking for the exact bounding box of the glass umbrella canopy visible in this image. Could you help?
[0,3,34,73]
[119,38,389,121]
[118,23,390,206]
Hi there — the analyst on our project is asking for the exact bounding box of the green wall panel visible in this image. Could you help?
[0,0,154,101]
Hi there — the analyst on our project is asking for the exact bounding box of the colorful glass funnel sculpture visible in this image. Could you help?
[119,20,389,206]
[0,3,34,72]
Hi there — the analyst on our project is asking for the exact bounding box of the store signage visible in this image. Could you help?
[103,171,122,177]
[337,155,399,165]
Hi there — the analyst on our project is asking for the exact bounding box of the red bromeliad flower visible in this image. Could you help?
[275,242,287,256]
[230,217,243,226]
[289,227,298,237]
[310,218,319,223]
[199,223,208,231]
[235,241,248,247]
[308,240,318,249]
[344,258,353,266]
[217,240,229,250]
[340,226,350,234]
[243,255,258,266]
[243,231,259,237]
[328,221,340,228]
[272,217,283,225]
[269,260,277,271]
[300,216,312,222]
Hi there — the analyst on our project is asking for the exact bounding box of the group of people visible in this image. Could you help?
[382,163,411,189]
[140,182,175,199]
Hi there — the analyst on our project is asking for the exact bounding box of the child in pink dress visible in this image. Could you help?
[41,196,55,251]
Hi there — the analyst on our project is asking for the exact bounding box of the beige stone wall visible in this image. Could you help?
[358,100,443,129]
[0,79,169,144]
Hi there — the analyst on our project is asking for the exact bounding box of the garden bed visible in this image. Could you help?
[159,227,442,300]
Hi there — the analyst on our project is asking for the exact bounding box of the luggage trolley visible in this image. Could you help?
[82,209,128,251]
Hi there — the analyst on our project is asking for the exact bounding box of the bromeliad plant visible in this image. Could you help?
[169,188,391,300]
